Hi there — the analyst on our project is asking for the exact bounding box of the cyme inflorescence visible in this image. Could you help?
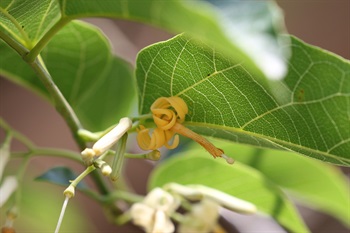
[137,96,234,164]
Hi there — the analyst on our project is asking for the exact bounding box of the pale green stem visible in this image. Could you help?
[14,154,31,208]
[0,118,35,149]
[0,30,28,57]
[29,58,85,148]
[70,165,96,188]
[11,148,81,163]
[131,113,153,122]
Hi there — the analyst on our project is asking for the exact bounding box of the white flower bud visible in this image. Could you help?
[101,164,112,176]
[188,185,257,214]
[0,135,11,181]
[93,159,112,176]
[0,176,18,207]
[92,117,132,156]
[63,185,75,198]
[163,183,203,201]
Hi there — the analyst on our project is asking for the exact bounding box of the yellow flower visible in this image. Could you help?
[137,97,234,164]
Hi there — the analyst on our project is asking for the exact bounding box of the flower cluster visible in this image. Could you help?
[137,96,234,164]
[137,97,188,150]
[129,183,256,233]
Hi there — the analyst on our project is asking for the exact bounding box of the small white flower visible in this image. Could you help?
[188,185,257,214]
[164,183,256,233]
[178,199,220,233]
[0,176,18,207]
[0,137,18,208]
[0,137,11,181]
[92,117,132,156]
[130,188,179,233]
[164,182,203,201]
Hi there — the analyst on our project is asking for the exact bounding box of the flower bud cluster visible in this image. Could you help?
[80,117,132,176]
[129,183,256,233]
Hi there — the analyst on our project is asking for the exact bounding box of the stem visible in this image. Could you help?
[70,165,96,188]
[29,58,85,149]
[14,154,31,207]
[131,113,153,122]
[11,148,81,163]
[0,118,35,149]
[0,30,29,57]
[24,18,70,63]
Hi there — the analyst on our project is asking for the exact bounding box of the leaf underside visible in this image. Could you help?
[136,34,350,166]
[0,20,136,131]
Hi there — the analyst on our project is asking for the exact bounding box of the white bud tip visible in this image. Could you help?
[221,154,234,164]
[81,148,95,158]
[63,186,75,198]
[101,164,112,176]
[92,117,132,156]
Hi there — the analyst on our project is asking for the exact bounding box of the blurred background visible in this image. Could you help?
[0,0,349,232]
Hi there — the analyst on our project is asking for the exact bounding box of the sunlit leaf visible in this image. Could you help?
[136,34,350,166]
[56,0,289,79]
[149,153,310,233]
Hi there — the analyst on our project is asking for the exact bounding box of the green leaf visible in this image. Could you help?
[57,0,288,79]
[0,0,60,48]
[149,154,310,233]
[135,34,350,166]
[0,20,136,131]
[202,141,350,227]
[35,166,89,190]
[0,179,96,232]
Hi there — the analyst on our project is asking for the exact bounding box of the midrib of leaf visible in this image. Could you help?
[0,6,32,48]
[184,121,350,165]
[33,0,56,42]
[68,23,86,103]
[175,63,243,97]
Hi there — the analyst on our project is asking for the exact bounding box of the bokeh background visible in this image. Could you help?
[1,0,349,232]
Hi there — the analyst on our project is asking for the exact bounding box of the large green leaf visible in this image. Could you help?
[0,20,135,131]
[149,154,309,233]
[194,141,350,227]
[135,34,350,166]
[56,0,289,79]
[0,0,60,48]
[1,0,289,79]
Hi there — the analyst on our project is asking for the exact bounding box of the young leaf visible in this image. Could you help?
[149,154,310,233]
[136,34,350,166]
[0,21,136,131]
[35,166,89,190]
[198,141,350,227]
